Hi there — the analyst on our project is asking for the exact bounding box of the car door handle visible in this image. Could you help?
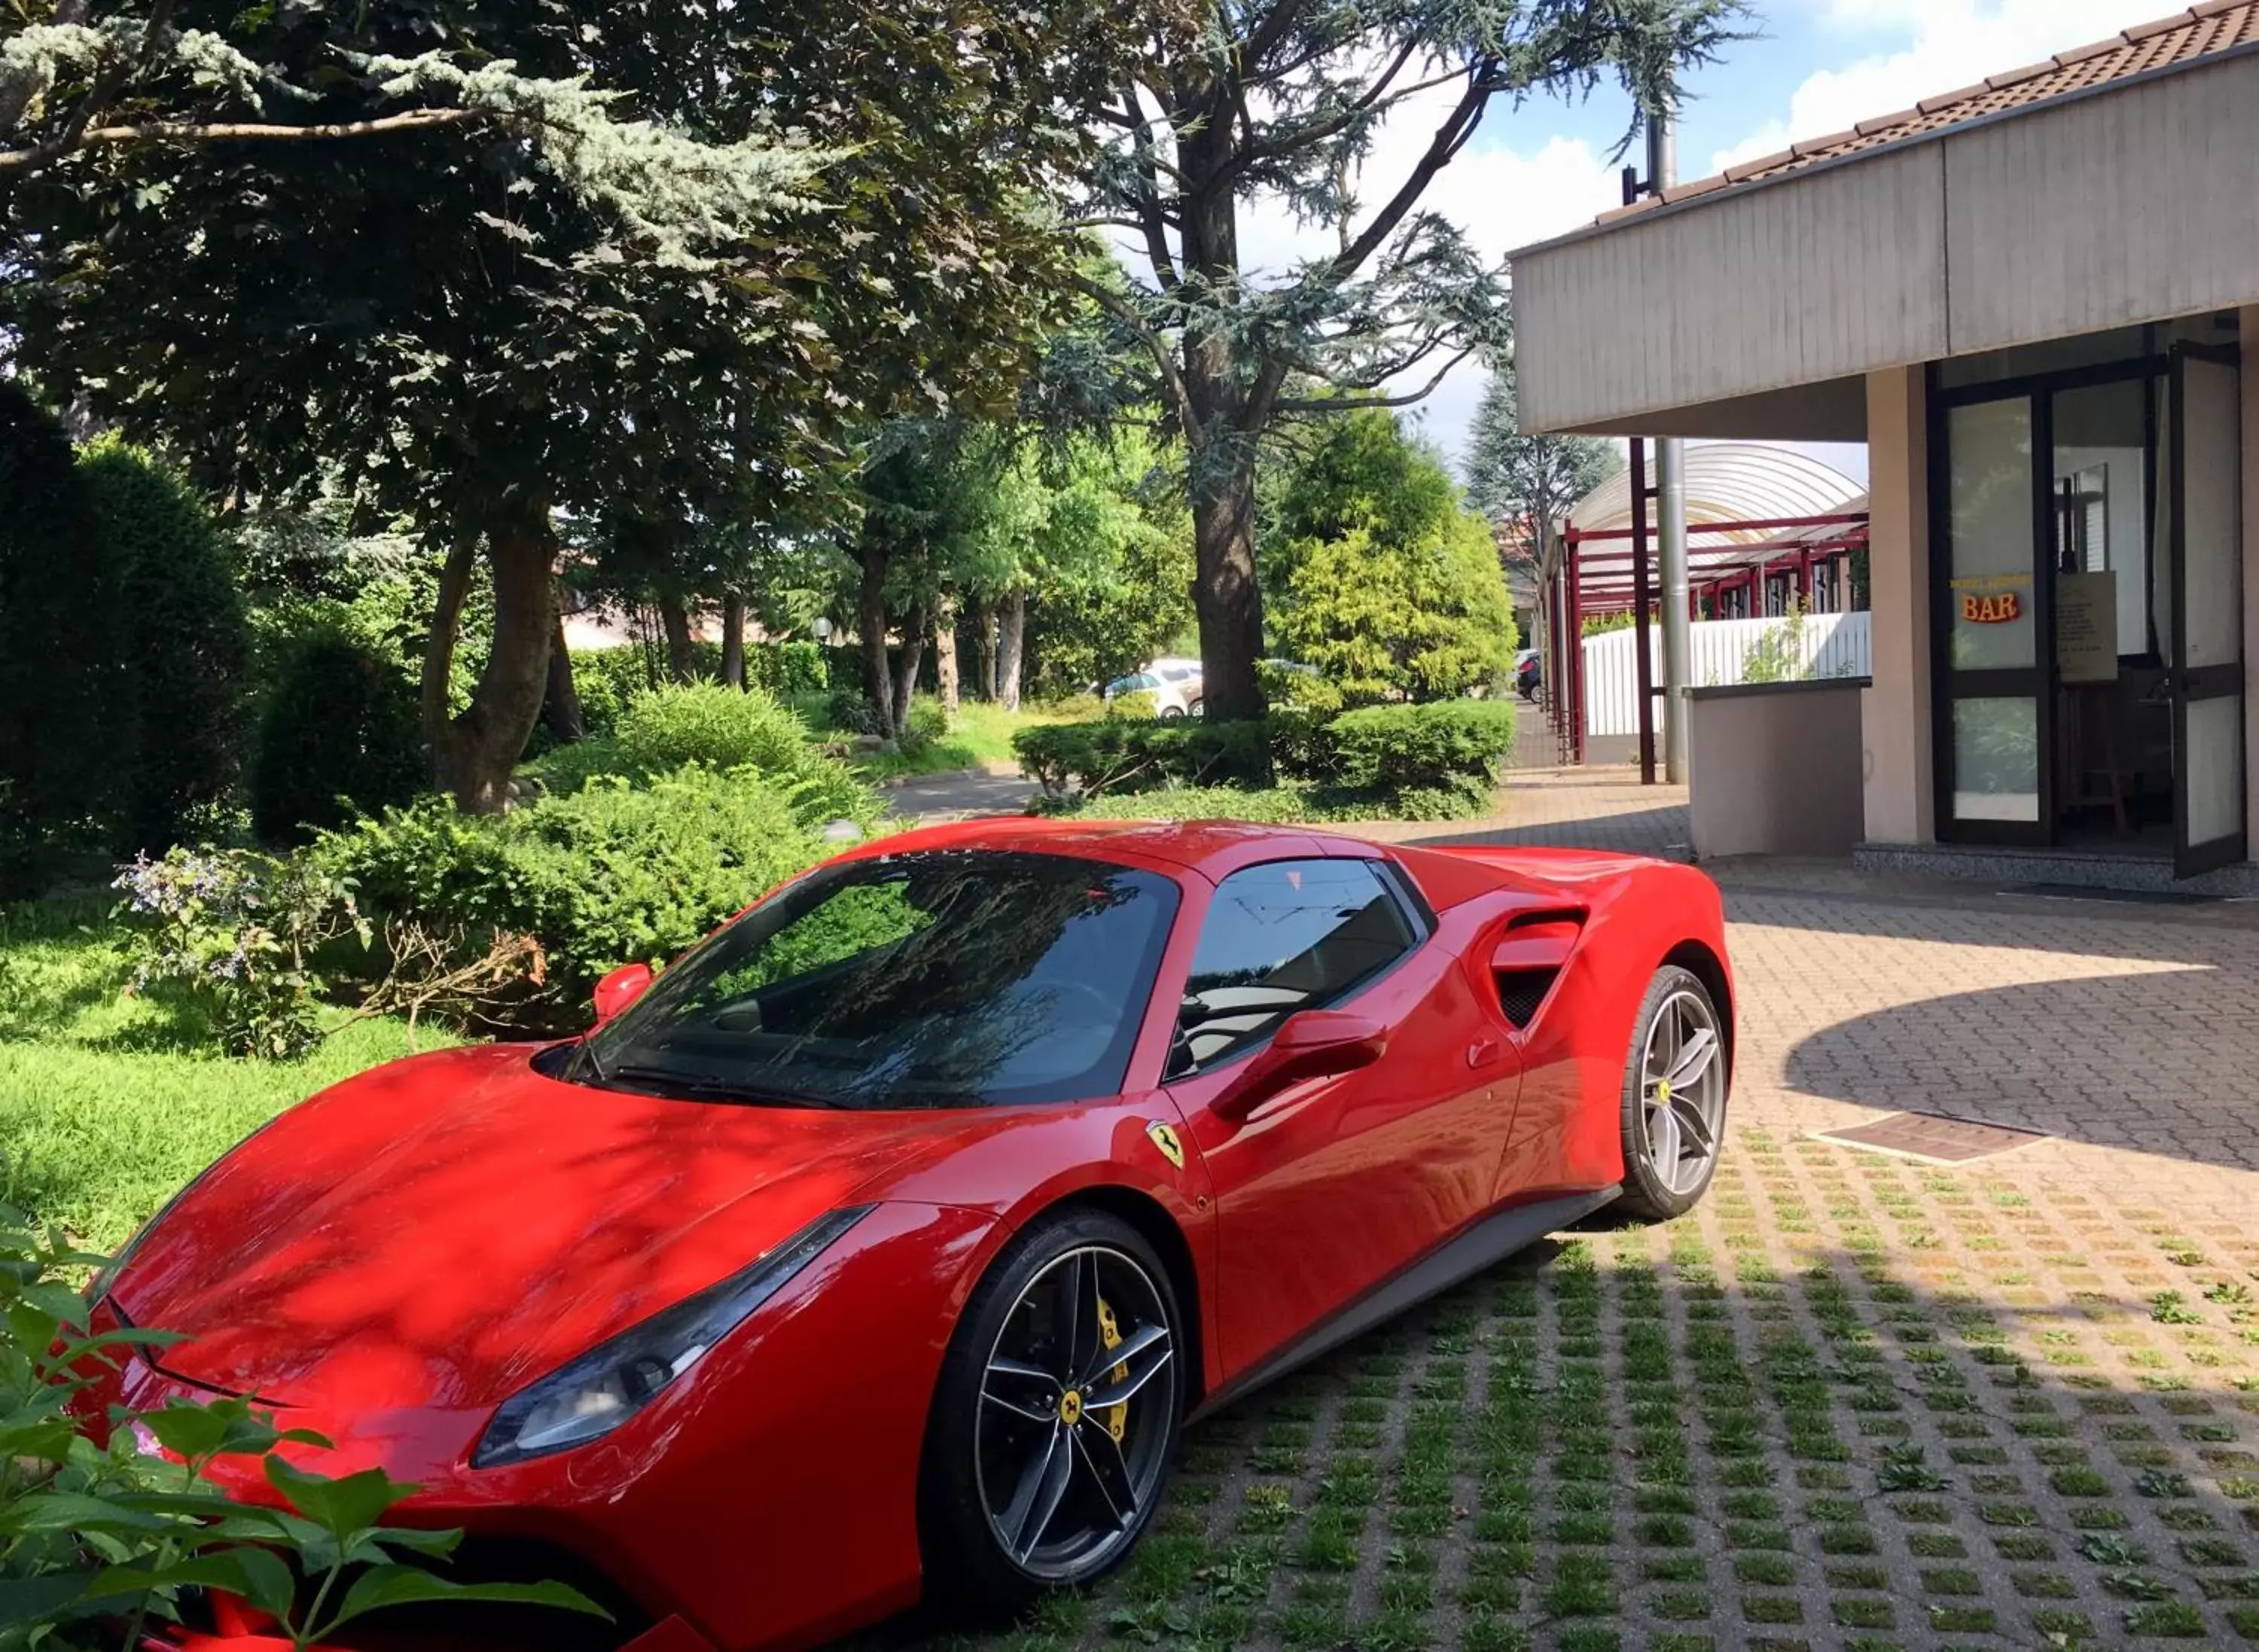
[1467,1034,1504,1069]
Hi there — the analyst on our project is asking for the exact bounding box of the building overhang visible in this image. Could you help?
[1508,28,2259,435]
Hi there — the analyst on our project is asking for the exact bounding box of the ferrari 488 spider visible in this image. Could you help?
[89,818,1733,1652]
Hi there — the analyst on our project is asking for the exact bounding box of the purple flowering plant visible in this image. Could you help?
[111,848,372,1059]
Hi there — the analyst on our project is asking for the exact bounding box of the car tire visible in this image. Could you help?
[1187,700,1203,718]
[1614,965,1728,1221]
[919,1209,1185,1614]
[1159,706,1184,720]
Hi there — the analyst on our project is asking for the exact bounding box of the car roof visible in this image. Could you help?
[834,816,1377,882]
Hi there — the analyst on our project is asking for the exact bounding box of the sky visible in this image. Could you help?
[1200,0,2193,490]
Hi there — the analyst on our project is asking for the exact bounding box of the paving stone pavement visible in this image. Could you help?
[868,767,2259,1652]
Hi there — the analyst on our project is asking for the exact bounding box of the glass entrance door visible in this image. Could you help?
[2170,344,2245,877]
[1938,395,2047,840]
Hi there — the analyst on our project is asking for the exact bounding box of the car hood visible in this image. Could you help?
[115,1044,961,1413]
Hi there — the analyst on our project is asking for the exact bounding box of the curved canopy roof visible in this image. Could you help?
[1567,442,1864,541]
[1562,443,1867,605]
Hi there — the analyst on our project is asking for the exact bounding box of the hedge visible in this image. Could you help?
[1014,699,1514,817]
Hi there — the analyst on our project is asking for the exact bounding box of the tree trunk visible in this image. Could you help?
[429,507,558,812]
[720,593,747,689]
[972,595,998,700]
[658,593,696,683]
[891,601,927,739]
[419,532,479,764]
[1175,103,1269,727]
[998,590,1026,713]
[855,540,893,730]
[1188,450,1266,722]
[934,590,960,718]
[540,599,584,743]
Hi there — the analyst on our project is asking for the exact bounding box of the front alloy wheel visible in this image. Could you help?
[922,1212,1183,1608]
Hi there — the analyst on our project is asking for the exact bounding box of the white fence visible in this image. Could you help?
[1581,612,1872,737]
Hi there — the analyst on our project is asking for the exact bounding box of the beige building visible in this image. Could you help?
[1511,0,2259,887]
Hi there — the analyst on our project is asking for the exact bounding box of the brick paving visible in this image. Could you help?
[889,765,2259,1652]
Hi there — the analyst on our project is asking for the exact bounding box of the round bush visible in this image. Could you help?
[616,683,877,828]
[0,383,121,893]
[79,440,252,856]
[313,764,831,1032]
[251,629,428,845]
[616,682,819,776]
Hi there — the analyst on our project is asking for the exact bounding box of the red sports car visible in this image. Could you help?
[88,818,1733,1652]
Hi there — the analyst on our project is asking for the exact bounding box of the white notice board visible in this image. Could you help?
[2056,571,2118,684]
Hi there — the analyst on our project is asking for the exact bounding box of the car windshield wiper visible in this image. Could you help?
[603,1063,843,1109]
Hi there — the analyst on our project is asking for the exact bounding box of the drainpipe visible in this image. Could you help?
[1649,106,1693,785]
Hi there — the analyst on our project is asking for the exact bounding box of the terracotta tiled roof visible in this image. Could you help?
[1595,0,2259,229]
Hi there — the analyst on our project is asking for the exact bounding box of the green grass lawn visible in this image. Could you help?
[0,896,441,1250]
[837,699,1074,782]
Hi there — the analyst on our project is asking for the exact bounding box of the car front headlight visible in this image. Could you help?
[471,1205,873,1468]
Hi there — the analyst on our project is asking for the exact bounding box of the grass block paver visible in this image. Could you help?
[854,846,2259,1652]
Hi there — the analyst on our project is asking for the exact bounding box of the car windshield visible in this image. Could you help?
[578,851,1179,1111]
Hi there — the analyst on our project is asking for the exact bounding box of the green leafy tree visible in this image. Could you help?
[5,0,1142,809]
[843,419,1014,736]
[0,378,121,892]
[78,437,250,855]
[972,429,1190,710]
[1072,0,1739,718]
[1271,412,1517,705]
[1462,354,1620,568]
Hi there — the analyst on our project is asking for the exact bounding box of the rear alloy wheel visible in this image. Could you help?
[1187,700,1203,718]
[1615,965,1727,1219]
[922,1211,1182,1609]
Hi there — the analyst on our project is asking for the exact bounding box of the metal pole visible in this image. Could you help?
[1565,538,1585,764]
[1629,439,1656,784]
[1648,107,1693,785]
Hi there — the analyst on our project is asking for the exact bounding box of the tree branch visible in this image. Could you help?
[1321,65,1490,282]
[1267,343,1478,416]
[1072,273,1200,445]
[0,104,497,173]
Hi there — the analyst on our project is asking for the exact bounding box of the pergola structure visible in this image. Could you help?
[1535,443,1868,773]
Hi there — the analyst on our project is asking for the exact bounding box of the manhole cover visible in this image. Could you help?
[1812,1111,2050,1165]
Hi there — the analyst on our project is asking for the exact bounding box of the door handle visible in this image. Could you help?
[1467,1034,1504,1069]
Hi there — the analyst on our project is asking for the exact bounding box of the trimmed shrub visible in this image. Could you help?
[314,765,830,1032]
[1058,783,1316,824]
[1014,717,1269,798]
[612,683,876,827]
[250,629,427,846]
[79,440,251,855]
[1327,700,1515,811]
[0,383,122,893]
[1015,700,1511,816]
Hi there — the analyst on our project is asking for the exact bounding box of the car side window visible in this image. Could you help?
[1169,858,1419,1077]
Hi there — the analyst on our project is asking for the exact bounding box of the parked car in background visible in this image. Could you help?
[1515,648,1541,701]
[1103,657,1203,718]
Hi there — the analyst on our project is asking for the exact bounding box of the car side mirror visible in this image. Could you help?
[1211,1010,1388,1124]
[592,962,655,1024]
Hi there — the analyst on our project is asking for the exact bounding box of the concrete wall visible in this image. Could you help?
[1862,367,1934,845]
[1512,53,2259,436]
[1687,679,1870,858]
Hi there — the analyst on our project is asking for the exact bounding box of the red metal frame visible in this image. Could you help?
[1545,508,1870,776]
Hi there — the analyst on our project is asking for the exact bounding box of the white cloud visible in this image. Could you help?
[1711,0,2190,173]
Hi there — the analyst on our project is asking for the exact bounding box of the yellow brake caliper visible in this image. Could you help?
[1096,1297,1129,1442]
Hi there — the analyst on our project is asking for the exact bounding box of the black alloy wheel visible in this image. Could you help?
[921,1210,1182,1608]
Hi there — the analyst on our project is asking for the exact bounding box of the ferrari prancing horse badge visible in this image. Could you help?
[1146,1120,1185,1169]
